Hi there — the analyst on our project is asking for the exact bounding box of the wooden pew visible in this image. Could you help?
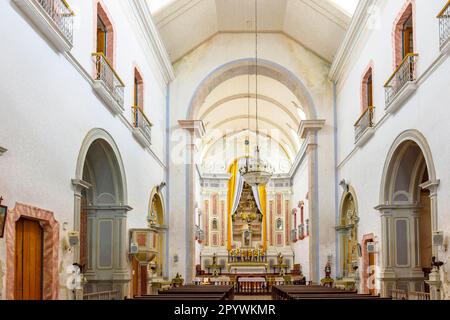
[272,285,389,300]
[132,293,226,301]
[158,285,235,300]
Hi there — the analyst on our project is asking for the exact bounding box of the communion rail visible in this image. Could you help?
[83,290,119,300]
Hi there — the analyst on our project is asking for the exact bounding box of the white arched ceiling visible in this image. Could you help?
[201,130,293,174]
[196,72,305,174]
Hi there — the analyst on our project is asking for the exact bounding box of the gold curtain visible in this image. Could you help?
[227,159,238,251]
[258,185,267,251]
[226,159,267,251]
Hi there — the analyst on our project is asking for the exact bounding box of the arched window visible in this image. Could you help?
[212,218,218,230]
[393,2,415,67]
[276,218,283,230]
[362,67,373,110]
[96,2,114,65]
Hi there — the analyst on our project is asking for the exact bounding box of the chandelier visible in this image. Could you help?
[240,0,273,187]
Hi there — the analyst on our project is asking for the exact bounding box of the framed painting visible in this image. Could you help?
[0,204,7,238]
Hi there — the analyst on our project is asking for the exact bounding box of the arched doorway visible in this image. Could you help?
[376,130,438,296]
[73,129,131,298]
[336,190,359,282]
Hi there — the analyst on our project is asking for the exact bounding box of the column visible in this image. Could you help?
[298,119,325,283]
[71,179,92,265]
[179,120,205,283]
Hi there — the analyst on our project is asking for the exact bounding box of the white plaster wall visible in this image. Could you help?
[0,0,167,299]
[290,158,310,280]
[335,0,450,294]
[169,32,336,282]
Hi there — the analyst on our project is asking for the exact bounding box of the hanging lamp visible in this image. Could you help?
[239,0,273,187]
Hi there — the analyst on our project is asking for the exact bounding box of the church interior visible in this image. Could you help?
[1,0,450,301]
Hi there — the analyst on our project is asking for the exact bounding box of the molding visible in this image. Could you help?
[419,179,440,191]
[374,203,422,211]
[71,179,92,190]
[91,81,125,115]
[297,119,326,139]
[178,120,206,139]
[354,127,375,148]
[86,204,133,212]
[127,0,175,83]
[329,0,377,81]
[0,146,7,156]
[384,82,418,115]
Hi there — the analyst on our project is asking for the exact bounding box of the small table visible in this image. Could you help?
[206,264,224,275]
[272,264,289,274]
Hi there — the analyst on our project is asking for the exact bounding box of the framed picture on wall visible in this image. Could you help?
[0,204,7,238]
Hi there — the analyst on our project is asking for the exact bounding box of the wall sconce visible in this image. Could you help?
[157,182,166,193]
[339,179,349,193]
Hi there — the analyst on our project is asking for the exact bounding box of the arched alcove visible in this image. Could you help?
[73,128,130,298]
[377,130,438,296]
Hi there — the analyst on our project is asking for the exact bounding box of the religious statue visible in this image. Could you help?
[236,248,241,262]
[320,262,334,287]
[277,253,284,266]
[172,273,184,287]
[212,253,217,266]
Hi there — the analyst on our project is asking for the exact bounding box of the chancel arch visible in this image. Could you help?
[377,130,439,296]
[73,128,130,298]
[180,56,324,283]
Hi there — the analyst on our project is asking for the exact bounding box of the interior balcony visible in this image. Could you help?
[132,106,153,147]
[384,53,418,114]
[354,106,375,148]
[92,53,125,115]
[438,1,450,54]
[13,0,74,52]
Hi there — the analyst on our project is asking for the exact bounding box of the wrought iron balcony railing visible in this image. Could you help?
[37,0,74,44]
[354,106,374,143]
[384,53,418,107]
[133,106,153,144]
[92,53,125,108]
[438,1,450,49]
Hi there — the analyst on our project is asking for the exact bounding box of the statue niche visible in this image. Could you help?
[232,182,262,248]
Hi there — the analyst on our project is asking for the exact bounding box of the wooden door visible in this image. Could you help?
[132,257,139,297]
[14,218,43,300]
[79,191,88,272]
[368,252,375,295]
[403,27,413,57]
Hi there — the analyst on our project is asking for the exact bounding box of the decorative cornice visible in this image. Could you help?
[297,119,326,139]
[128,0,175,84]
[329,0,377,81]
[178,120,206,138]
[374,203,423,211]
[71,179,92,190]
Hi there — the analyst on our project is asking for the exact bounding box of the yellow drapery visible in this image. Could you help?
[227,159,239,251]
[258,185,267,251]
[226,159,267,251]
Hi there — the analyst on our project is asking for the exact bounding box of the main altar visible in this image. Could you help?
[198,159,294,276]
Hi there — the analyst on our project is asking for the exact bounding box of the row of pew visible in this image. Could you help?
[132,285,234,301]
[272,285,391,300]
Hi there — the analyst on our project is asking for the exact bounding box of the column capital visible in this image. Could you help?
[420,179,440,195]
[297,119,326,139]
[71,179,92,195]
[178,120,206,139]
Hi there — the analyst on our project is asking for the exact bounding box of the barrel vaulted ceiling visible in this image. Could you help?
[148,0,358,172]
[150,0,355,63]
